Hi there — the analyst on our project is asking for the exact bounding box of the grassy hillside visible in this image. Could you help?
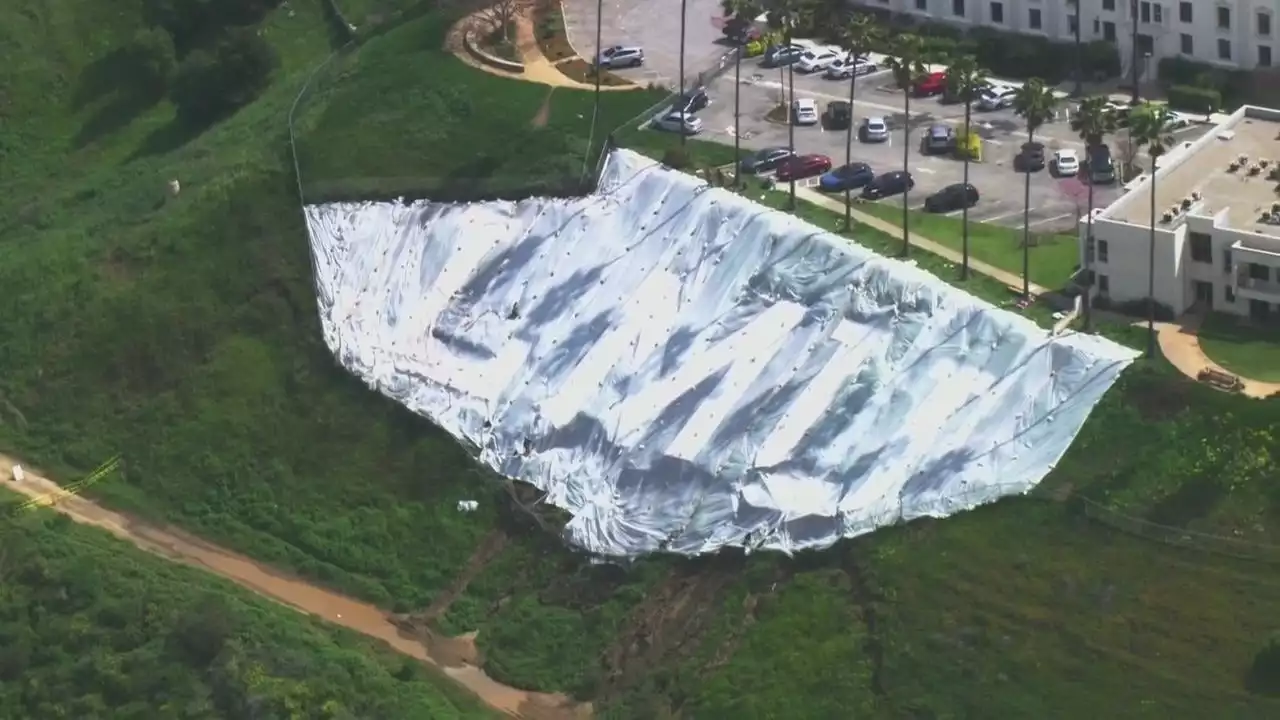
[0,492,493,719]
[3,1,1280,718]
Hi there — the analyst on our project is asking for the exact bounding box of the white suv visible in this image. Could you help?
[792,98,819,125]
[597,45,644,68]
[796,49,841,73]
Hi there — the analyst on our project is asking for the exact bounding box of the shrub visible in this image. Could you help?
[146,0,282,53]
[171,27,279,126]
[661,146,691,169]
[127,27,177,96]
[1166,84,1221,113]
[1247,633,1280,696]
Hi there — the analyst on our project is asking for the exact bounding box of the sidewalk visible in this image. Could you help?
[794,187,1049,297]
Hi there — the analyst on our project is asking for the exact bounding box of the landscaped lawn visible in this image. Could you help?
[1198,313,1280,382]
[853,200,1080,289]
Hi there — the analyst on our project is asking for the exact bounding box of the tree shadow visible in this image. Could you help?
[71,47,164,149]
[127,118,206,161]
[1145,475,1225,528]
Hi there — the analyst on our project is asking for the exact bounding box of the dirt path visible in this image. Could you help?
[0,455,587,720]
[1153,315,1280,399]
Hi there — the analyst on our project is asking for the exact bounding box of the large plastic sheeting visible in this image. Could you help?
[304,150,1137,558]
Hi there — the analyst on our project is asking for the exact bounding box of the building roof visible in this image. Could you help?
[1105,107,1280,235]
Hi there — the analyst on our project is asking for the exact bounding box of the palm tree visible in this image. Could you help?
[838,16,881,230]
[884,36,928,256]
[678,0,689,147]
[1130,104,1176,358]
[1069,97,1117,331]
[766,0,805,209]
[1012,78,1058,297]
[724,0,761,187]
[944,55,989,280]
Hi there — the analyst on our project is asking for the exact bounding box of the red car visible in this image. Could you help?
[774,154,833,182]
[913,71,947,97]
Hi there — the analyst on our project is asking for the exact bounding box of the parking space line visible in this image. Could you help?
[1027,212,1076,228]
[971,209,1024,223]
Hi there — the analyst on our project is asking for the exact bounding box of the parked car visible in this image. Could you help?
[675,87,710,114]
[859,116,889,142]
[1052,148,1080,177]
[1085,143,1116,183]
[654,111,703,135]
[824,100,852,130]
[762,44,805,67]
[739,147,795,174]
[797,49,842,73]
[596,45,644,68]
[774,153,833,182]
[722,16,762,44]
[862,171,914,199]
[818,162,874,192]
[1014,141,1046,172]
[825,56,876,79]
[913,71,947,97]
[792,98,819,125]
[924,183,979,212]
[977,87,1017,111]
[923,123,955,154]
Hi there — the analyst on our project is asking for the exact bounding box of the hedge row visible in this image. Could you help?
[1166,84,1221,113]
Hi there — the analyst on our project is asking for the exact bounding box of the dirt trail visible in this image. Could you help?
[1154,316,1280,399]
[0,455,587,720]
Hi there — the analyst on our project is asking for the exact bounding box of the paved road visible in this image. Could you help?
[692,61,1210,233]
[560,0,732,88]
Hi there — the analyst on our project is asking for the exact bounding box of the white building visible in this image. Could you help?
[858,0,1280,74]
[1078,104,1280,321]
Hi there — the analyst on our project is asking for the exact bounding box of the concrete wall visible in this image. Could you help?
[463,29,524,74]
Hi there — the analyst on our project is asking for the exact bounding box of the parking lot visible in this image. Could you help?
[560,0,731,87]
[689,55,1210,233]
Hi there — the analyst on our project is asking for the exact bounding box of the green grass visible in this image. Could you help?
[7,2,1280,719]
[0,493,494,719]
[1198,313,1280,383]
[854,200,1080,289]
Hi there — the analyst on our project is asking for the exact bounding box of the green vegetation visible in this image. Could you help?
[1198,314,1280,383]
[0,495,493,719]
[852,199,1080,289]
[5,1,1280,719]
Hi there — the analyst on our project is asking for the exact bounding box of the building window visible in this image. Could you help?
[916,0,927,11]
[1140,1,1150,23]
[1262,46,1273,66]
[1260,12,1272,36]
[1154,4,1163,23]
[1219,38,1233,60]
[1189,232,1213,263]
[1098,275,1110,294]
[1250,263,1271,280]
[1097,239,1110,263]
[1103,0,1115,11]
[1218,6,1231,30]
[953,0,966,16]
[1181,33,1194,54]
[990,2,1004,24]
[1104,21,1117,41]
[1029,8,1042,30]
[1069,14,1079,34]
[1179,1,1192,23]
[1223,249,1233,272]
[1226,285,1236,303]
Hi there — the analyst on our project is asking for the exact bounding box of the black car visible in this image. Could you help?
[762,44,804,68]
[1014,141,1046,172]
[924,183,979,212]
[675,87,710,114]
[861,171,915,199]
[739,147,795,174]
[824,101,852,130]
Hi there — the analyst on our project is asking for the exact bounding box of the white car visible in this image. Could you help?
[792,98,819,125]
[654,111,703,135]
[860,116,889,142]
[977,87,1017,111]
[824,56,877,79]
[796,49,841,73]
[1053,148,1080,176]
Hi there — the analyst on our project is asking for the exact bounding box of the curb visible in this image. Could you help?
[463,27,525,74]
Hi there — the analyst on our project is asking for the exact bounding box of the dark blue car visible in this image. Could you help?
[818,162,874,192]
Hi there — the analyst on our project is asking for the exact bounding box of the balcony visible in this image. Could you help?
[1235,269,1280,301]
[1231,238,1280,267]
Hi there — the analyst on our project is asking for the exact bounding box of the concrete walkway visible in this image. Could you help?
[795,187,1049,297]
[1154,314,1280,399]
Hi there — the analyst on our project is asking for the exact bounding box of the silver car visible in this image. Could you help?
[860,116,889,143]
[654,111,703,135]
[597,45,644,68]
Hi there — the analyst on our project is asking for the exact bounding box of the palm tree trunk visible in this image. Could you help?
[960,95,972,280]
[901,89,911,256]
[591,0,603,152]
[1146,167,1157,357]
[787,53,797,209]
[1022,128,1033,297]
[1083,180,1095,331]
[733,46,742,187]
[678,0,687,147]
[844,64,857,229]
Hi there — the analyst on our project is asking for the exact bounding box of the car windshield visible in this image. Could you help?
[930,126,948,137]
[867,119,885,129]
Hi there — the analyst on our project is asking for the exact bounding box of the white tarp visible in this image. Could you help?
[304,149,1137,558]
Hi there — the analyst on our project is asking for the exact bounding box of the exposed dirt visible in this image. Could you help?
[420,529,508,622]
[531,87,555,127]
[1154,315,1280,398]
[0,454,587,719]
